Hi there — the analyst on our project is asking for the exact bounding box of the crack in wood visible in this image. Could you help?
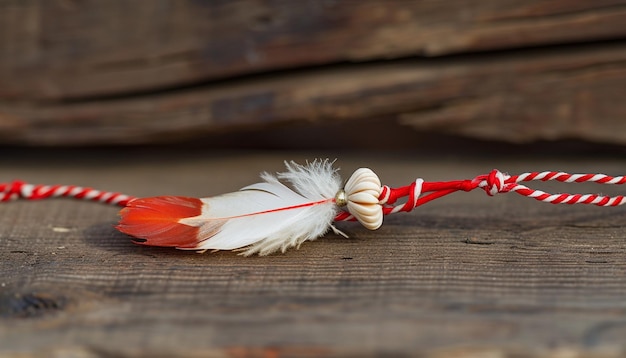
[479,2,626,24]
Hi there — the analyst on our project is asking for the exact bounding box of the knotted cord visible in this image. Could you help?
[2,169,624,224]
[334,169,625,222]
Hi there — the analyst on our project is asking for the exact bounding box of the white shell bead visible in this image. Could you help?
[344,168,383,230]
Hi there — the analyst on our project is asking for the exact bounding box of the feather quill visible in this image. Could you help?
[117,160,343,256]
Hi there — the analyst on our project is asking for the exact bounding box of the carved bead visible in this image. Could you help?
[343,168,383,230]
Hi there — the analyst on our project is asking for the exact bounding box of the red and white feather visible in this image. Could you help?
[116,160,345,256]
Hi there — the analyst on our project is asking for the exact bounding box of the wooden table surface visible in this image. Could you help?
[1,148,625,357]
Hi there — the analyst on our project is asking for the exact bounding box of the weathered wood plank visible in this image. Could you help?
[2,0,626,100]
[1,150,625,356]
[2,43,626,146]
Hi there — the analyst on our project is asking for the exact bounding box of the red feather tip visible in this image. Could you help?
[116,196,203,248]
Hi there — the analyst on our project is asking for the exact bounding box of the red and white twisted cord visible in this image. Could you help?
[2,170,624,221]
[506,171,626,206]
[334,169,625,222]
[0,180,134,206]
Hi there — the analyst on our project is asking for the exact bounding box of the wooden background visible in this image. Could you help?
[2,1,626,357]
[1,0,626,146]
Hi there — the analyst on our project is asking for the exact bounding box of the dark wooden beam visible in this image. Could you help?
[2,0,626,100]
[1,43,626,146]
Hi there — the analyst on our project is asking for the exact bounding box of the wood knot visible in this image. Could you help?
[0,292,67,318]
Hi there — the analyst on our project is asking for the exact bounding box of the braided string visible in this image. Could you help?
[2,170,623,222]
[0,180,134,206]
[507,171,625,206]
[334,169,625,222]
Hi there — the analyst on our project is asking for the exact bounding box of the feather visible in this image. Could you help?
[116,196,204,248]
[116,160,343,256]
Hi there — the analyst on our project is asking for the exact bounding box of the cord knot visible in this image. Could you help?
[478,169,508,196]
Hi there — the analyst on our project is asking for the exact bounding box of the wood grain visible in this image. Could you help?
[2,0,626,101]
[2,1,626,147]
[1,149,625,356]
[2,42,626,146]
